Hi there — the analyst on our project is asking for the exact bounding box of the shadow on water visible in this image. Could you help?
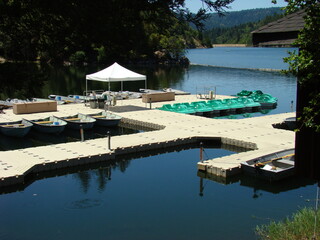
[2,138,312,198]
[198,170,316,198]
[0,139,245,195]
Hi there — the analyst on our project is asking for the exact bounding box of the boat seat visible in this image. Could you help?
[92,115,105,118]
[2,124,25,127]
[34,121,53,124]
[65,118,81,121]
[277,159,294,166]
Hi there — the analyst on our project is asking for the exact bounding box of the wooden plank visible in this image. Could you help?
[34,121,54,124]
[255,153,294,166]
[1,124,25,127]
[65,118,80,121]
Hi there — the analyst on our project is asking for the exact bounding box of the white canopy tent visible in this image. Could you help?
[85,62,147,94]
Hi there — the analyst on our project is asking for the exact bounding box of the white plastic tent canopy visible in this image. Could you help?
[85,62,147,93]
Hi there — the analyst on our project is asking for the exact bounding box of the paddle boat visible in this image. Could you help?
[87,111,122,127]
[235,97,261,112]
[236,90,277,108]
[241,149,295,181]
[252,94,277,108]
[0,119,33,137]
[172,103,197,114]
[24,116,67,134]
[56,113,96,130]
[189,101,213,115]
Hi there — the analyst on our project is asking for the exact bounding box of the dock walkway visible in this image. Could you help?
[0,95,295,187]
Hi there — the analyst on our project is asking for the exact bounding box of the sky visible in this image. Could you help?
[185,0,287,13]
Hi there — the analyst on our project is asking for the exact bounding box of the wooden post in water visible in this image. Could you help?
[200,142,203,162]
[107,131,111,150]
[80,125,84,142]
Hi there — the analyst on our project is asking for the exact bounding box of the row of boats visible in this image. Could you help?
[0,111,122,138]
[158,90,277,116]
[1,88,191,109]
[236,89,278,108]
[158,97,262,115]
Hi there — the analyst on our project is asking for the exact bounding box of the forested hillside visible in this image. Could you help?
[204,13,284,45]
[203,7,284,29]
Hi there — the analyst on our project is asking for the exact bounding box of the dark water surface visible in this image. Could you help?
[0,48,316,240]
[0,146,316,240]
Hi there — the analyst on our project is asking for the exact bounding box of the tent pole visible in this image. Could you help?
[86,79,88,97]
[121,81,123,91]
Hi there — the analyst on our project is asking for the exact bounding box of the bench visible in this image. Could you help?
[142,92,175,103]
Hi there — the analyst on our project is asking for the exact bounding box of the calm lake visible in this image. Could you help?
[0,47,317,240]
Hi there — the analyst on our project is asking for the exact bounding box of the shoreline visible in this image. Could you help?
[190,63,283,72]
[212,44,248,48]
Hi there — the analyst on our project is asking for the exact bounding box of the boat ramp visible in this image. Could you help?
[0,94,295,189]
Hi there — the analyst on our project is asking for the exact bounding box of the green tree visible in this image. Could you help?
[280,0,320,179]
[0,0,233,64]
[283,1,320,132]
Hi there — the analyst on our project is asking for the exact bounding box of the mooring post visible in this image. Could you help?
[200,142,203,162]
[80,125,84,142]
[107,131,111,150]
[149,98,152,109]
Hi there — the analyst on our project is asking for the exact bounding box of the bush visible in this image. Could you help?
[256,207,320,240]
[69,51,87,64]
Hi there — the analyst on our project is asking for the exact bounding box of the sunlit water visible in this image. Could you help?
[0,48,316,240]
[186,47,297,70]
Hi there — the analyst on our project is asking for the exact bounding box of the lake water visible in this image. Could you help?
[186,47,296,70]
[0,47,316,240]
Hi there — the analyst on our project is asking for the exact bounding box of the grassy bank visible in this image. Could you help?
[256,207,320,240]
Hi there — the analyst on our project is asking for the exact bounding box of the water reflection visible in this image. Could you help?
[198,170,316,199]
[0,140,236,195]
[0,141,316,240]
[0,62,47,100]
[0,62,188,100]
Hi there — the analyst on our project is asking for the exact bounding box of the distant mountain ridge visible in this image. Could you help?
[203,7,284,30]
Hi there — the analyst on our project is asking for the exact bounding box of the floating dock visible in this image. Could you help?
[0,95,295,188]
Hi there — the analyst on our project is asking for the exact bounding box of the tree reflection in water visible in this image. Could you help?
[74,159,130,193]
[0,62,188,100]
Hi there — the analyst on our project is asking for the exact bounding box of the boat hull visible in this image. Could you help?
[26,116,67,134]
[88,111,122,127]
[57,114,96,130]
[241,149,295,181]
[0,120,33,137]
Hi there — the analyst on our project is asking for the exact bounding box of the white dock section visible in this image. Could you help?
[0,95,295,187]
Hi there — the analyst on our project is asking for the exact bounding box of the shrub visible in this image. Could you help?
[256,207,320,240]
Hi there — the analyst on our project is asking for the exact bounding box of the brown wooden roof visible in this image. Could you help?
[252,9,306,34]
